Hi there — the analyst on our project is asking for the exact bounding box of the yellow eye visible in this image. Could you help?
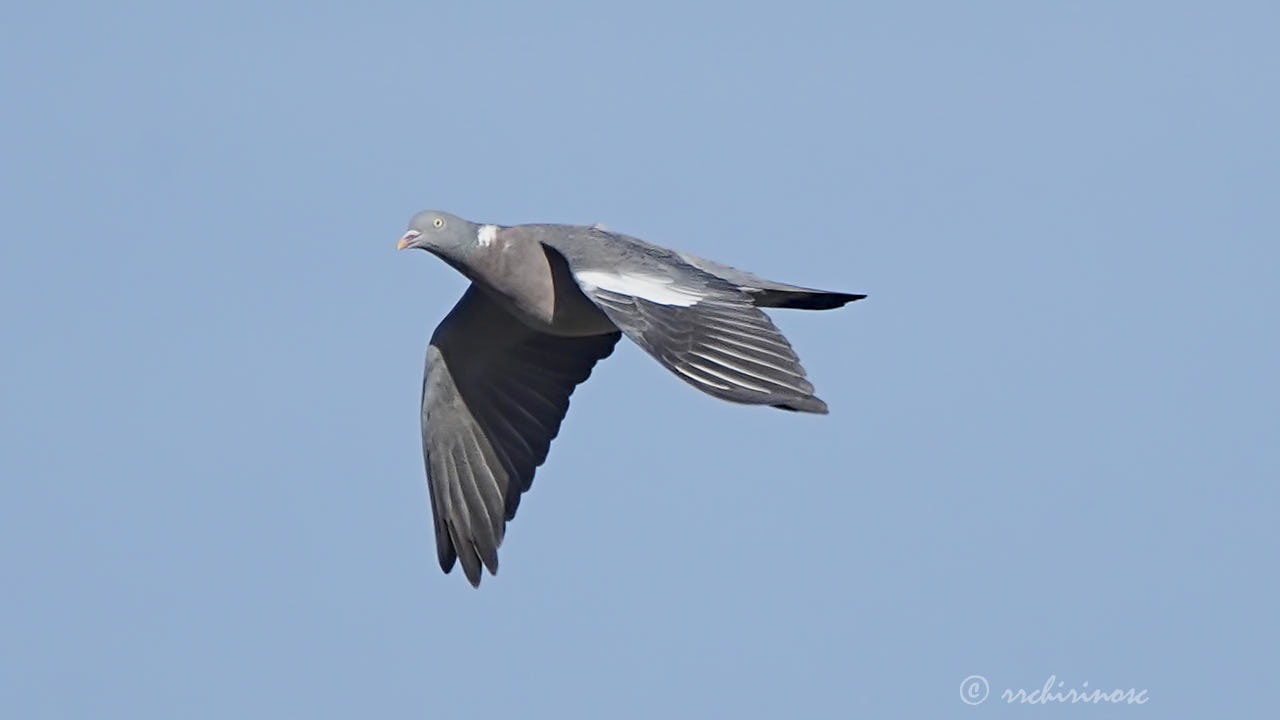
[433,217,444,228]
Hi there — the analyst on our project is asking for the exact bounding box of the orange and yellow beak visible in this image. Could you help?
[397,230,421,250]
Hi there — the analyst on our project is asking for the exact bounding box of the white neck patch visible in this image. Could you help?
[477,224,498,248]
[574,270,704,307]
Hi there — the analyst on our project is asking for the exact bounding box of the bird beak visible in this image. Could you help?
[397,230,422,250]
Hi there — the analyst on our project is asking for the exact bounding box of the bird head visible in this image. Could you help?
[397,211,477,252]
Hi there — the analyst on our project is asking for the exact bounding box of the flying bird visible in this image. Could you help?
[398,211,864,585]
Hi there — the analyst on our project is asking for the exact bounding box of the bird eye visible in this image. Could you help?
[433,217,444,228]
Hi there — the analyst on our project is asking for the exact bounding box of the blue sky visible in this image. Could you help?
[2,1,1276,717]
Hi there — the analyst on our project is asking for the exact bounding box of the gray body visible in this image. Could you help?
[398,211,864,586]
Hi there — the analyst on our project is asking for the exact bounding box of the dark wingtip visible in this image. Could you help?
[455,548,497,588]
[774,395,830,414]
[770,292,867,310]
[461,558,482,587]
[438,554,482,587]
[438,545,457,574]
[821,292,866,309]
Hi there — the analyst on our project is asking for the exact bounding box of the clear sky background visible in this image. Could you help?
[2,2,1276,717]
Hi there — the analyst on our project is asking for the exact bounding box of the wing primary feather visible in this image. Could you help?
[441,451,483,586]
[427,449,458,574]
[460,430,506,550]
[702,329,802,364]
[691,344,809,384]
[456,441,501,572]
[683,359,776,395]
[671,363,735,390]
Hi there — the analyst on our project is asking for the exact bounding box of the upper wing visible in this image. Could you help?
[422,284,620,586]
[570,265,829,414]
